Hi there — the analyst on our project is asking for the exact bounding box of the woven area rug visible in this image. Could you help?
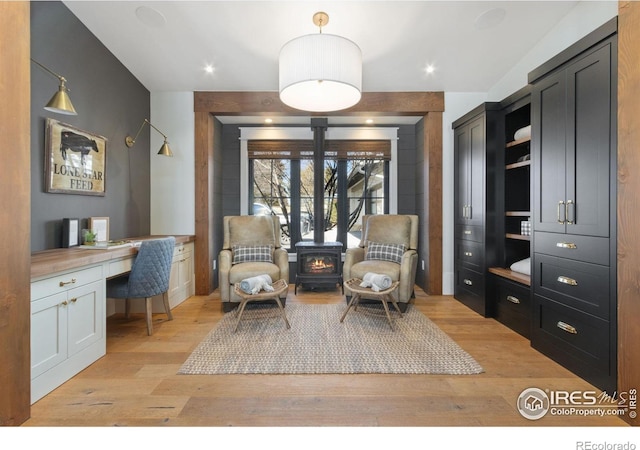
[178,303,483,375]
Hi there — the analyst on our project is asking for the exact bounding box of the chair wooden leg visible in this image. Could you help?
[145,297,153,336]
[162,292,173,321]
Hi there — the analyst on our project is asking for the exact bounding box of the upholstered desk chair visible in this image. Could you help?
[106,236,175,335]
[219,215,289,312]
[343,215,419,311]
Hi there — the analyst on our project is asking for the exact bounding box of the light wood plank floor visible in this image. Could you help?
[24,285,628,428]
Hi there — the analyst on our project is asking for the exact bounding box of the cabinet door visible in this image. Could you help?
[454,115,485,227]
[565,43,612,238]
[67,280,104,357]
[454,124,471,225]
[31,292,68,379]
[532,69,567,234]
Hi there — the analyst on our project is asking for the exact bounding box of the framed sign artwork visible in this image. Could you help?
[45,118,107,196]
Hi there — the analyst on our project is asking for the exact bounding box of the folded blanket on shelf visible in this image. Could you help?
[360,272,393,292]
[240,274,274,295]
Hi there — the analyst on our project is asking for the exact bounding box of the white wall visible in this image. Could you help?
[440,1,617,294]
[488,0,617,100]
[150,92,195,235]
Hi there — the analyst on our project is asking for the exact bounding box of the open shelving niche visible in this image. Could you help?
[488,92,532,287]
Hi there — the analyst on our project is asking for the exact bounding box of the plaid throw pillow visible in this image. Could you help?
[232,244,273,264]
[365,241,405,264]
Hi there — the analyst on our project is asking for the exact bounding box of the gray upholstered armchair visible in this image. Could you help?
[218,215,289,312]
[343,214,419,311]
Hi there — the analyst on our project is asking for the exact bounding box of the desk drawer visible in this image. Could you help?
[533,295,610,374]
[454,266,487,316]
[493,276,531,338]
[456,239,484,271]
[107,258,133,278]
[533,232,609,265]
[31,265,103,300]
[533,253,610,320]
[456,225,483,243]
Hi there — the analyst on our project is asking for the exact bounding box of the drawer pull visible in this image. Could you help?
[557,276,578,286]
[506,295,520,304]
[463,279,473,286]
[464,251,473,257]
[556,242,577,249]
[59,278,77,287]
[463,230,472,235]
[557,321,578,334]
[60,300,68,307]
[69,297,77,303]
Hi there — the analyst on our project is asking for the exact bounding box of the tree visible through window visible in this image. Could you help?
[249,140,390,250]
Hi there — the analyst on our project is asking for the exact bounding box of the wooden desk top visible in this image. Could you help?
[31,235,195,279]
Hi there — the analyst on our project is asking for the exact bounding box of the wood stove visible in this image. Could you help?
[295,241,343,294]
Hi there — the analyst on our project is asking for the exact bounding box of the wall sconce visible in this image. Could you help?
[125,119,173,157]
[31,59,77,115]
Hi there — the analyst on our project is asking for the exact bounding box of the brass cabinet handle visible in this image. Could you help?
[557,200,565,224]
[463,279,473,286]
[506,295,521,304]
[60,300,68,307]
[556,242,577,249]
[464,251,473,257]
[69,297,77,303]
[59,278,77,287]
[557,321,578,334]
[557,275,578,286]
[566,200,574,224]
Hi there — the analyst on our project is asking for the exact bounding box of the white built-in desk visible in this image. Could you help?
[30,235,195,404]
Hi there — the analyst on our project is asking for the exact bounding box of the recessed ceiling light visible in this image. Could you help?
[474,8,506,30]
[135,6,166,28]
[425,64,435,75]
[264,118,273,124]
[204,64,215,74]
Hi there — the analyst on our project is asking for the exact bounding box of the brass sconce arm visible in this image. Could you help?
[125,119,174,157]
[31,58,77,115]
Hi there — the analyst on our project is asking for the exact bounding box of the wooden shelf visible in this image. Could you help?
[506,160,531,170]
[506,233,530,241]
[488,267,531,286]
[506,137,531,148]
[505,211,531,217]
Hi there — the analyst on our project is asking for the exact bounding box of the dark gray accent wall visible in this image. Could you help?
[397,125,417,214]
[212,117,224,290]
[30,1,151,252]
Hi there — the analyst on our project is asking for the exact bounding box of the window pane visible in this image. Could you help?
[323,160,338,243]
[300,159,314,241]
[346,160,386,247]
[252,159,292,249]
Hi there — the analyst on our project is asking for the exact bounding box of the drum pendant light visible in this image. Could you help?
[279,12,362,112]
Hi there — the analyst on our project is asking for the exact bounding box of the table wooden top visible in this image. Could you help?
[31,235,195,279]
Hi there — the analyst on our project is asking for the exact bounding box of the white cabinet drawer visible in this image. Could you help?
[107,257,133,278]
[31,265,103,300]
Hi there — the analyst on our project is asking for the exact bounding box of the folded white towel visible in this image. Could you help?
[240,274,274,295]
[514,125,531,141]
[360,272,393,292]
